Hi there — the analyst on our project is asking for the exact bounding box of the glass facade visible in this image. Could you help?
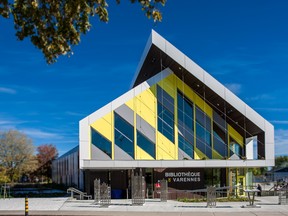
[89,76,246,161]
[213,122,228,158]
[114,112,134,158]
[177,91,194,158]
[178,135,194,158]
[91,127,112,158]
[137,131,155,158]
[195,106,212,159]
[157,85,175,143]
[229,137,243,158]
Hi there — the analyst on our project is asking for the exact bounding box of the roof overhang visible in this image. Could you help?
[130,30,274,166]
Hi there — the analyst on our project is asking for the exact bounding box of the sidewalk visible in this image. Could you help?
[0,196,287,215]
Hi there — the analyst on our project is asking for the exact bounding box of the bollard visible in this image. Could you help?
[25,196,28,216]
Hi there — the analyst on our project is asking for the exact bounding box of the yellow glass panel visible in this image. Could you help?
[228,124,244,146]
[156,132,176,160]
[157,74,176,99]
[135,88,156,128]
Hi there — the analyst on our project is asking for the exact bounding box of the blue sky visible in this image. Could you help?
[0,0,287,156]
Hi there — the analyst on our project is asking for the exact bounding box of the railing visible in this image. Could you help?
[67,187,92,200]
[154,186,238,200]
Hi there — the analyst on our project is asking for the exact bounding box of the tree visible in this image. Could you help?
[0,130,36,182]
[251,167,267,176]
[0,0,166,64]
[36,144,58,182]
[275,156,288,168]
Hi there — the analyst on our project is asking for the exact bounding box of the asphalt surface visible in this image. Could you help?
[0,196,287,216]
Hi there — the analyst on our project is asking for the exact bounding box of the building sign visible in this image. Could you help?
[154,168,204,190]
[164,171,201,183]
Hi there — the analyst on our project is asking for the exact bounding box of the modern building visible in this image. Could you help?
[52,146,83,188]
[54,30,275,198]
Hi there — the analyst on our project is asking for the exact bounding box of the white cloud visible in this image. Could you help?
[0,120,15,125]
[20,128,62,139]
[275,129,288,156]
[256,108,288,112]
[246,94,273,101]
[0,87,16,94]
[224,83,242,95]
[270,120,288,125]
[65,111,84,117]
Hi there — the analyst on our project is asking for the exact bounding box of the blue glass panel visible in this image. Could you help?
[177,92,193,130]
[178,119,194,144]
[114,112,134,158]
[213,132,228,157]
[196,138,212,159]
[114,113,134,139]
[91,127,112,158]
[137,131,155,158]
[229,141,243,157]
[157,102,174,143]
[157,85,174,113]
[115,130,134,158]
[196,123,211,146]
[178,134,194,159]
[177,91,194,149]
[158,103,174,127]
[196,106,211,130]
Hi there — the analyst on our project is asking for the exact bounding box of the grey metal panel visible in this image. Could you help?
[224,88,246,115]
[81,159,268,169]
[88,103,112,125]
[79,117,89,142]
[245,105,265,131]
[204,73,225,99]
[265,144,275,160]
[136,114,156,143]
[178,148,192,160]
[184,55,204,83]
[82,154,270,168]
[165,39,185,67]
[115,104,134,126]
[264,120,274,144]
[111,90,135,110]
[91,144,111,161]
[114,144,134,160]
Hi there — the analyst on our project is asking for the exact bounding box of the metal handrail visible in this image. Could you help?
[67,187,91,200]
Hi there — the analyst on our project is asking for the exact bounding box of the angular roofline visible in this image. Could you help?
[79,30,275,168]
[131,31,273,133]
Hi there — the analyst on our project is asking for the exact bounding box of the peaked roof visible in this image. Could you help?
[79,30,274,169]
[131,30,273,139]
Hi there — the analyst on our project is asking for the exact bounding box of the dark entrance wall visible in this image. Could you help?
[84,170,128,198]
[84,168,228,199]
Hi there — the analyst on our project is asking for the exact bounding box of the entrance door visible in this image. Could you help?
[145,168,153,198]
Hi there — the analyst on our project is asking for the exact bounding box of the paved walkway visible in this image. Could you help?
[0,196,287,215]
